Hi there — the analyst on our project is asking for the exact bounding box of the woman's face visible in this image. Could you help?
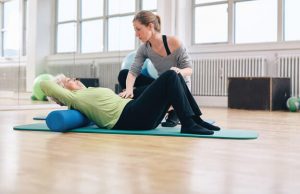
[62,77,84,91]
[133,20,153,43]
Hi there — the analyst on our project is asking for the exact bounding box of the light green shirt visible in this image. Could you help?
[40,80,132,129]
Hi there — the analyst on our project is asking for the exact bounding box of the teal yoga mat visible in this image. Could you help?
[14,123,258,139]
[33,116,215,124]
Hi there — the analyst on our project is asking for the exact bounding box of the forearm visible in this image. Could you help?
[179,67,192,77]
[119,72,137,98]
[126,72,137,90]
[40,80,74,106]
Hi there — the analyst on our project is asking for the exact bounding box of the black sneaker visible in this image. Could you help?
[161,110,180,127]
[193,116,221,131]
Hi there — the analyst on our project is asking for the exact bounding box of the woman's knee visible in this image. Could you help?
[163,70,178,78]
[155,70,178,85]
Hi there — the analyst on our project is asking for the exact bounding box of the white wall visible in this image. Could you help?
[26,0,53,91]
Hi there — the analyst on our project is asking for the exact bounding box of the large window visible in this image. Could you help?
[194,1,228,44]
[108,0,135,51]
[284,0,300,41]
[81,0,104,53]
[1,0,20,57]
[235,0,277,44]
[56,0,157,54]
[23,0,28,56]
[108,16,135,51]
[56,0,77,53]
[81,20,104,53]
[193,0,300,45]
[57,23,77,53]
[142,0,157,10]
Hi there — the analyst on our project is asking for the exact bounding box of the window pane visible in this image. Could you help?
[235,0,277,44]
[57,23,77,53]
[82,0,104,19]
[195,4,228,44]
[108,0,135,15]
[58,0,77,22]
[3,0,20,57]
[196,0,225,4]
[142,0,157,10]
[108,16,135,51]
[81,20,103,53]
[284,0,300,41]
[24,0,29,55]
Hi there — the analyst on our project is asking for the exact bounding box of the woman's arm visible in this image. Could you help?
[170,67,193,77]
[119,72,136,99]
[40,80,75,107]
[168,36,193,77]
[119,45,147,99]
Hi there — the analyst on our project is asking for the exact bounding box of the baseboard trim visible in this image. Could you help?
[194,96,228,108]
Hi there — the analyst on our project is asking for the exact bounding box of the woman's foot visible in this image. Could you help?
[193,116,220,131]
[161,110,180,127]
[181,124,214,135]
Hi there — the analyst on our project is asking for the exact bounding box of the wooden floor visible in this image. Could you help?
[0,107,300,194]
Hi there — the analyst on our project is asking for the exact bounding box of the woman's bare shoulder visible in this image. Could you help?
[167,36,182,52]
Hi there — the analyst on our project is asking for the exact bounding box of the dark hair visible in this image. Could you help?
[133,10,161,32]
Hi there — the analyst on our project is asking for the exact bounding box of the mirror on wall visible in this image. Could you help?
[0,0,23,108]
[0,0,157,109]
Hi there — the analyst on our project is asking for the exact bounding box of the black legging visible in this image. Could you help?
[118,69,155,99]
[114,70,202,130]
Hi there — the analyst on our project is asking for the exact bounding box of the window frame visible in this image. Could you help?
[55,0,157,54]
[0,0,27,58]
[191,0,299,51]
[192,0,229,45]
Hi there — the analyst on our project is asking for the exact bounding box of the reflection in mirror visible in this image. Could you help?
[0,0,157,110]
[0,0,22,108]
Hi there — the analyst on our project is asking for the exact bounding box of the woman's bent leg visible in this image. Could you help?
[115,70,213,134]
[177,74,220,131]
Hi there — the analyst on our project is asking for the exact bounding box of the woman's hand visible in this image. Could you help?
[170,67,181,74]
[119,88,134,99]
[171,67,193,76]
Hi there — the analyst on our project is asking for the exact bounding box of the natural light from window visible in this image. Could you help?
[57,23,77,53]
[195,3,228,44]
[81,20,104,53]
[142,0,157,10]
[108,0,135,15]
[56,0,157,53]
[284,0,300,41]
[81,0,103,19]
[108,16,135,51]
[235,0,277,44]
[57,0,76,22]
[3,0,20,57]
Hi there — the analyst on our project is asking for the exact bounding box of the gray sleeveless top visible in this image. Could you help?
[129,42,192,89]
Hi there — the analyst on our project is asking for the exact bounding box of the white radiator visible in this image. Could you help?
[0,66,26,92]
[96,63,121,90]
[191,57,267,96]
[276,55,300,97]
